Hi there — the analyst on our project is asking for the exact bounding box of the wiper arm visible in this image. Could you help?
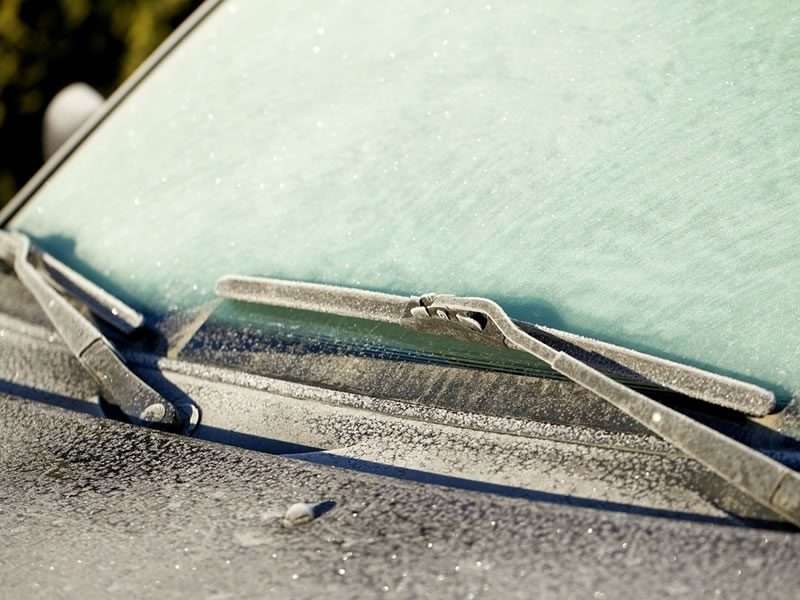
[216,274,800,527]
[0,230,186,430]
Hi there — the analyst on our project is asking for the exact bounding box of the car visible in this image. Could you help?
[1,0,799,597]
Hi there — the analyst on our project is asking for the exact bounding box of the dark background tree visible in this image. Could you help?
[0,0,201,207]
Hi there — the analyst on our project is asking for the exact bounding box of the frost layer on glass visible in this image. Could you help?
[13,0,800,398]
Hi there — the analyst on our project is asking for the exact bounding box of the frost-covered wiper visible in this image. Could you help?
[216,274,800,527]
[0,230,186,430]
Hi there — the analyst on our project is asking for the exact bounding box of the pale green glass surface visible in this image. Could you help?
[12,0,800,398]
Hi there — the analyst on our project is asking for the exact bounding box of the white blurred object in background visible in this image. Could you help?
[42,83,103,160]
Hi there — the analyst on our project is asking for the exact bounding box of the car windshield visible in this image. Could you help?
[8,0,800,401]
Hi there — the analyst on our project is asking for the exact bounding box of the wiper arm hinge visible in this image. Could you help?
[0,230,186,430]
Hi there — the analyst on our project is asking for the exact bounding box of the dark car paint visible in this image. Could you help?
[2,339,800,598]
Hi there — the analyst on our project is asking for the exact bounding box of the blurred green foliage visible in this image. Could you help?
[0,0,201,207]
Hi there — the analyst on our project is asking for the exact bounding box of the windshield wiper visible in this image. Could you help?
[0,230,186,430]
[216,274,800,527]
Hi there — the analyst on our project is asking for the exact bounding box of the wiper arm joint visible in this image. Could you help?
[0,230,188,430]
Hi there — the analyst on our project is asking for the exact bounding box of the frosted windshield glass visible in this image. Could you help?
[12,0,800,400]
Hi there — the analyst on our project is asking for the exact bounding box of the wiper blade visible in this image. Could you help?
[0,232,142,334]
[39,251,143,334]
[0,230,186,430]
[216,274,800,528]
[215,275,774,414]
